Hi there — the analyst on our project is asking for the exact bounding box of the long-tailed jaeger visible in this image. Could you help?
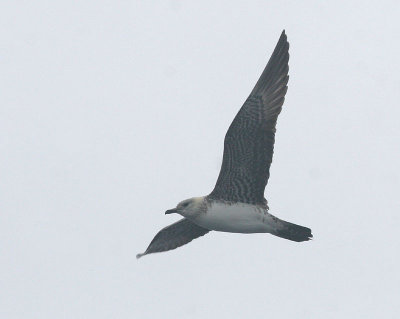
[137,31,312,258]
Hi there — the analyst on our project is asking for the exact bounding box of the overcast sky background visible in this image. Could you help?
[1,1,400,318]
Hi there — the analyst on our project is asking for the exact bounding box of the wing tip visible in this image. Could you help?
[136,252,146,259]
[250,30,289,97]
[279,29,288,43]
[278,29,289,50]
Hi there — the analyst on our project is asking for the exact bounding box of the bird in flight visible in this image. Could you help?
[137,31,312,258]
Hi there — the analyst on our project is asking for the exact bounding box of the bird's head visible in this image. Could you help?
[165,197,205,219]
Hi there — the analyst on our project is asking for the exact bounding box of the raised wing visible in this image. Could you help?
[209,31,289,204]
[136,218,210,258]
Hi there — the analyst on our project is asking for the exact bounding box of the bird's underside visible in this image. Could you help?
[137,31,312,259]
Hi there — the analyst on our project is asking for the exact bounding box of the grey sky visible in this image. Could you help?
[1,1,399,318]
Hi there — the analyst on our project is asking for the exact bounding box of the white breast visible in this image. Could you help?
[193,202,273,234]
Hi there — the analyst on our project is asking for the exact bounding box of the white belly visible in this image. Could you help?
[192,202,273,233]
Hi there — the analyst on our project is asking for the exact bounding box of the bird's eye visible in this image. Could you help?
[182,202,189,207]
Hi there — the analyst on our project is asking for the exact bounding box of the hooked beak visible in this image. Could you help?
[165,208,177,215]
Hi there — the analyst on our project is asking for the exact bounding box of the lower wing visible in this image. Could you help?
[137,218,210,258]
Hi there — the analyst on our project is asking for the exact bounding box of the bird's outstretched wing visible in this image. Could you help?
[209,30,289,205]
[137,218,210,258]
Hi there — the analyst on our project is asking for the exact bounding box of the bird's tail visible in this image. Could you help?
[270,215,312,242]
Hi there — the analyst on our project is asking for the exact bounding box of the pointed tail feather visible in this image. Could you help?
[271,218,312,242]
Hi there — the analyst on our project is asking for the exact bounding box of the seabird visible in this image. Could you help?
[137,31,312,258]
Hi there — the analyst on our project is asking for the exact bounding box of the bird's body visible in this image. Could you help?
[196,199,270,233]
[137,31,313,258]
[184,197,271,233]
